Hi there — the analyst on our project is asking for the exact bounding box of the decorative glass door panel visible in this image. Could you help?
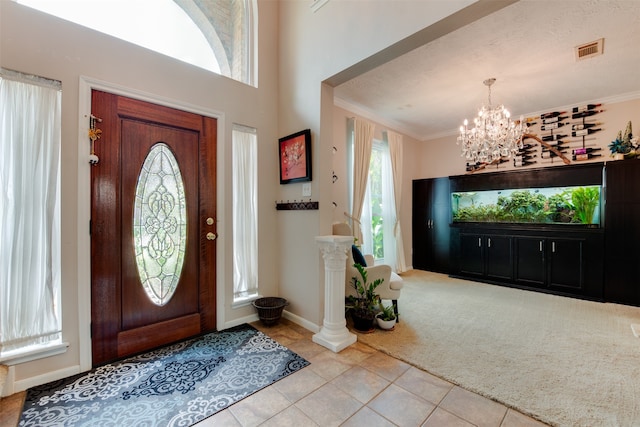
[133,143,187,306]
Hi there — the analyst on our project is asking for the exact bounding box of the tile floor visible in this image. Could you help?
[0,319,550,427]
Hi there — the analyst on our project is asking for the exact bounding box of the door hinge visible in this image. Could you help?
[89,219,92,235]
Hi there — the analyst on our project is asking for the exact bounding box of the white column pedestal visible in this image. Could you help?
[313,235,357,352]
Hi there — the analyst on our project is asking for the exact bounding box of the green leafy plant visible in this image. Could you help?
[377,301,396,321]
[348,263,383,319]
[570,186,600,224]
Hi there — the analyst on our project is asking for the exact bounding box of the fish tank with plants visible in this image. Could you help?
[451,185,601,226]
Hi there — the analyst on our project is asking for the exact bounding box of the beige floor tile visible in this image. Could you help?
[195,408,241,426]
[501,409,549,427]
[333,341,378,364]
[272,366,327,402]
[331,365,390,403]
[422,407,476,427]
[284,339,327,360]
[394,366,454,405]
[439,386,508,427]
[367,383,436,426]
[295,382,363,426]
[228,386,292,427]
[360,351,411,382]
[308,350,355,381]
[260,405,318,427]
[342,406,397,427]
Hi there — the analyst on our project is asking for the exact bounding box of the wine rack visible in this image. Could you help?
[537,103,604,164]
[512,143,537,168]
[466,102,605,172]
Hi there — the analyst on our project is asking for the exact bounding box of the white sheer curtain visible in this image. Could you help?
[350,118,375,244]
[0,69,61,354]
[360,141,396,268]
[387,130,407,273]
[232,126,258,300]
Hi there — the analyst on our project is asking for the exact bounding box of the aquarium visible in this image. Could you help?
[451,185,601,226]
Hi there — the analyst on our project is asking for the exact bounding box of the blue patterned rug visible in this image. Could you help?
[19,324,309,426]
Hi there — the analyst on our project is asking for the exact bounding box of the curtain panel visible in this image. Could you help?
[387,130,407,273]
[232,126,258,300]
[0,69,62,354]
[350,118,375,244]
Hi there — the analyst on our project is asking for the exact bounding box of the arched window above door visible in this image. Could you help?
[16,0,256,86]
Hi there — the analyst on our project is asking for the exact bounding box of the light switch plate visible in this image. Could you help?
[302,183,311,197]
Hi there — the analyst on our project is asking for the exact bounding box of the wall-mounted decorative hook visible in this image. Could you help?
[87,114,102,165]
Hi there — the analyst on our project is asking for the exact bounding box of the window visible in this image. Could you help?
[0,69,62,357]
[15,0,256,86]
[232,125,258,302]
[360,140,395,263]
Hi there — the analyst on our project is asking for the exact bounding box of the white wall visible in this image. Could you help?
[276,0,479,326]
[0,0,279,393]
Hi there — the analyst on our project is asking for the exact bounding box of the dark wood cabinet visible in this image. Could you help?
[515,237,546,287]
[459,233,513,280]
[604,161,640,306]
[412,178,450,273]
[452,226,603,301]
[515,236,585,290]
[548,238,584,291]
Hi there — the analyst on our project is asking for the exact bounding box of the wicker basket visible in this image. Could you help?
[252,297,288,326]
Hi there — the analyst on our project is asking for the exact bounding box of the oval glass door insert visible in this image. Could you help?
[133,143,187,306]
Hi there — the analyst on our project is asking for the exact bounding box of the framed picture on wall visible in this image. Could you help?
[279,129,312,184]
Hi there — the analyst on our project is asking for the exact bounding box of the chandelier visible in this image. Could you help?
[457,78,526,164]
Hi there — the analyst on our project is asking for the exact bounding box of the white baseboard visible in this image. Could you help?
[283,310,321,333]
[3,365,81,397]
[220,313,260,331]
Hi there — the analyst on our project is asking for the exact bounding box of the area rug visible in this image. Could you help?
[357,270,640,427]
[19,324,309,427]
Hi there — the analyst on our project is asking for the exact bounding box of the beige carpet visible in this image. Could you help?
[357,270,640,427]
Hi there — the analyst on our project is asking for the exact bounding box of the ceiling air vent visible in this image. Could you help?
[575,38,604,61]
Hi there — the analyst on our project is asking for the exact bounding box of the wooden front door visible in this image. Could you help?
[90,90,217,366]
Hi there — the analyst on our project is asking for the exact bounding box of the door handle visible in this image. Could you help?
[206,232,217,241]
[206,217,215,225]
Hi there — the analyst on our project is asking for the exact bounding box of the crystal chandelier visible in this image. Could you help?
[457,78,526,164]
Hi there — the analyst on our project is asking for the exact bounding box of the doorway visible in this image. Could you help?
[90,90,217,366]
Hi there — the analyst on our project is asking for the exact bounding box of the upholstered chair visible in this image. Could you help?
[332,222,403,321]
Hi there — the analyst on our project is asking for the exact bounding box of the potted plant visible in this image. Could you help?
[348,263,383,332]
[375,301,396,330]
[608,121,636,160]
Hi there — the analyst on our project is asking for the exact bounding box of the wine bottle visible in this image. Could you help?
[540,111,566,119]
[572,103,602,113]
[525,121,538,128]
[572,122,602,130]
[542,145,568,152]
[571,128,601,137]
[572,147,601,155]
[541,151,567,159]
[514,159,536,167]
[572,153,602,161]
[542,134,568,142]
[572,110,604,119]
[514,155,536,162]
[541,122,569,131]
[542,116,569,124]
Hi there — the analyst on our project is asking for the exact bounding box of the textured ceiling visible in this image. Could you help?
[334,0,640,141]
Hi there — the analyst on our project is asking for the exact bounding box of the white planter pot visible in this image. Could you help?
[376,315,396,330]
